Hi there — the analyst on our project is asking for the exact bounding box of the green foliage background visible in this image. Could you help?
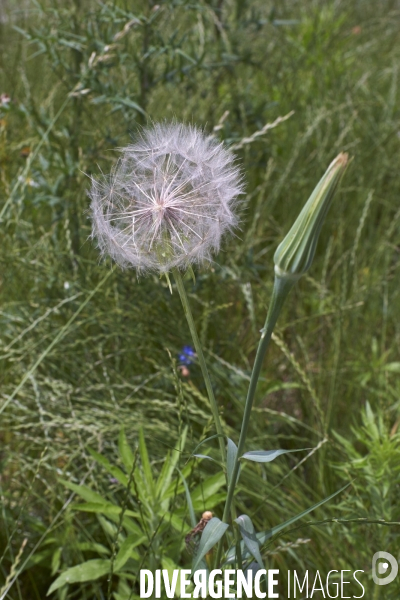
[1,0,400,597]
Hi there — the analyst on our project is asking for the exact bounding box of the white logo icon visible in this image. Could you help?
[372,551,398,585]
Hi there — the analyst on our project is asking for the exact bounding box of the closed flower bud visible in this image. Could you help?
[274,152,348,281]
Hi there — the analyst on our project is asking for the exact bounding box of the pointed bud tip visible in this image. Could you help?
[273,152,350,280]
[331,152,349,168]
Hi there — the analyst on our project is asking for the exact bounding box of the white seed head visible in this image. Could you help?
[89,122,243,273]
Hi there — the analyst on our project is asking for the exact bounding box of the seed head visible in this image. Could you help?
[89,122,243,273]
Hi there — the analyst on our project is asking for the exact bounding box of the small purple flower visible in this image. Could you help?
[179,345,196,366]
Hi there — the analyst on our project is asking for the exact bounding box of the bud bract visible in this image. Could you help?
[274,153,348,280]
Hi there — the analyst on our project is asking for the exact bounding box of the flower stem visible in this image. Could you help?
[172,268,226,466]
[215,274,295,566]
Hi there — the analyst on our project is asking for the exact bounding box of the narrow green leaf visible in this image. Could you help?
[193,454,221,465]
[131,464,147,502]
[76,542,110,555]
[66,490,142,537]
[256,483,351,544]
[227,438,238,486]
[51,548,61,575]
[193,493,226,512]
[235,514,264,568]
[87,448,128,486]
[71,502,138,519]
[169,513,190,534]
[139,427,155,495]
[161,557,187,597]
[119,516,143,537]
[47,559,110,594]
[226,483,351,564]
[241,448,310,463]
[118,428,136,473]
[192,518,229,572]
[383,362,400,373]
[60,479,106,504]
[111,96,147,116]
[163,463,191,499]
[114,534,147,571]
[191,472,225,504]
[156,426,187,498]
[90,95,146,117]
[191,434,225,457]
[177,467,196,528]
[265,381,302,394]
[155,450,172,498]
[174,48,197,64]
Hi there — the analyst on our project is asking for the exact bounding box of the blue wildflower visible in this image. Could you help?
[179,345,196,366]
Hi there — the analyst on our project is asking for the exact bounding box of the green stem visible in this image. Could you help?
[215,274,295,567]
[172,268,226,466]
